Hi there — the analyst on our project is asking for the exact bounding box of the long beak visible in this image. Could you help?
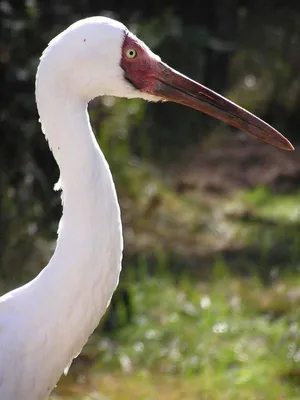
[151,62,294,151]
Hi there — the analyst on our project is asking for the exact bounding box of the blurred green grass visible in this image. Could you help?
[53,263,300,399]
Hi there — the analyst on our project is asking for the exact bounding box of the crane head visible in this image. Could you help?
[42,17,293,151]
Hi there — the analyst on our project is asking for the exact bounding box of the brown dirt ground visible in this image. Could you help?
[170,132,300,195]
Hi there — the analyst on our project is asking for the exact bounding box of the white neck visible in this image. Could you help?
[27,60,123,397]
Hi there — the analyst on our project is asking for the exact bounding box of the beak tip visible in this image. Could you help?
[270,133,294,151]
[283,141,295,151]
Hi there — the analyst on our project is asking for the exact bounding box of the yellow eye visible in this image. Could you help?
[125,48,137,59]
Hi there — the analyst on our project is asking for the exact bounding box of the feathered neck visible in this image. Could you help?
[27,54,124,398]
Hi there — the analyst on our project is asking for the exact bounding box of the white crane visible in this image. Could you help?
[0,16,293,400]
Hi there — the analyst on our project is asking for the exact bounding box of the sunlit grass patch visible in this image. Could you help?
[239,186,300,223]
[54,265,300,400]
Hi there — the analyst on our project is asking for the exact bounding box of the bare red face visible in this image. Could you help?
[121,32,294,151]
[121,32,162,94]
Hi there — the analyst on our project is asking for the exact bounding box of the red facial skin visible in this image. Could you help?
[121,32,161,94]
[120,32,294,151]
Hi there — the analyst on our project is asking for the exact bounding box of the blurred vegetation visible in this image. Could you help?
[2,0,300,398]
[54,267,300,399]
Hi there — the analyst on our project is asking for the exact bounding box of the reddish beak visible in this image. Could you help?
[149,62,294,151]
